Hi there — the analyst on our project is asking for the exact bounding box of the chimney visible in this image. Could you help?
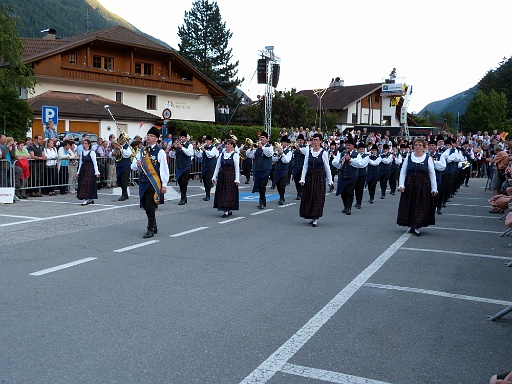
[329,76,344,88]
[40,28,57,40]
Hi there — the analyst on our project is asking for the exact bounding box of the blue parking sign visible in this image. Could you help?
[42,106,58,125]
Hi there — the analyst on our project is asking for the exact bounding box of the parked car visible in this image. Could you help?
[58,131,98,145]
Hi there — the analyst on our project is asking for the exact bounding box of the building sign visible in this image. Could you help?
[381,83,403,94]
[164,101,191,111]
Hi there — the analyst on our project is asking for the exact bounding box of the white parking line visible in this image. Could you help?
[0,214,38,219]
[240,231,411,383]
[250,209,274,216]
[0,205,124,227]
[170,227,208,237]
[365,283,512,306]
[429,226,502,234]
[113,240,159,252]
[447,203,490,208]
[441,213,499,219]
[219,217,245,224]
[281,363,391,384]
[279,203,297,208]
[30,257,96,276]
[401,247,512,261]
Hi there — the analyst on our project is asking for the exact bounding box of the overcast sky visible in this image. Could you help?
[98,0,511,114]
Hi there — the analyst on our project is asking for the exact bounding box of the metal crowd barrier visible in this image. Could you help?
[0,159,15,189]
[3,156,204,194]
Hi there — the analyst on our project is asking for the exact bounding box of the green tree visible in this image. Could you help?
[0,6,35,139]
[439,111,456,127]
[409,113,433,127]
[479,56,512,120]
[0,5,37,92]
[464,89,509,132]
[271,89,315,128]
[0,89,33,140]
[420,109,438,124]
[177,0,243,106]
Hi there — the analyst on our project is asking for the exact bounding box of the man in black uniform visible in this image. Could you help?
[131,126,169,238]
[291,134,307,200]
[113,132,132,201]
[199,135,219,201]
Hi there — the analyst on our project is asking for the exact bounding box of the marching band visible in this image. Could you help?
[126,128,480,236]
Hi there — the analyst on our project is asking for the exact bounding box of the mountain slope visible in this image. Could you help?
[419,85,478,116]
[3,0,173,49]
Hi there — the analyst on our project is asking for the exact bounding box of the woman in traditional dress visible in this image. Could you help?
[397,138,437,236]
[299,133,333,227]
[212,139,240,218]
[76,139,100,205]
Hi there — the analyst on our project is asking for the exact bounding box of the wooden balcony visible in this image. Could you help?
[59,64,197,94]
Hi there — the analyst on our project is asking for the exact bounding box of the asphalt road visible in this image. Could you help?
[1,177,511,383]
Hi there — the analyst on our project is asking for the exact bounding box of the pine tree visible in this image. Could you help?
[0,5,37,91]
[177,0,243,106]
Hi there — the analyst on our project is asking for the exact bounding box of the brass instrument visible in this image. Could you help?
[273,141,283,156]
[230,134,238,142]
[462,160,470,169]
[239,138,253,160]
[113,131,130,162]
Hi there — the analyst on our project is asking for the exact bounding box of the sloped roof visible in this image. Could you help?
[21,26,227,98]
[21,26,170,62]
[27,91,159,121]
[298,83,383,110]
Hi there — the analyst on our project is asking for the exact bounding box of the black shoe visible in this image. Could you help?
[257,203,264,209]
[245,180,250,184]
[203,196,210,201]
[179,198,187,205]
[278,199,284,205]
[311,223,317,227]
[143,228,154,238]
[329,185,334,193]
[228,211,232,216]
[118,196,128,201]
[436,209,442,215]
[295,195,301,200]
[342,207,346,213]
[355,203,361,209]
[380,195,385,199]
[222,212,229,218]
[390,191,395,195]
[414,229,421,236]
[369,199,374,204]
[442,203,447,208]
[464,184,468,187]
[153,226,158,234]
[408,227,415,234]
[87,200,94,205]
[346,207,351,215]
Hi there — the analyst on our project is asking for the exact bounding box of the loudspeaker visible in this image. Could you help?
[257,59,267,84]
[271,64,280,88]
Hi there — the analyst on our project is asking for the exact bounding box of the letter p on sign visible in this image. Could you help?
[42,105,59,125]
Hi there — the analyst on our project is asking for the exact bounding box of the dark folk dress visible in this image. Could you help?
[300,149,326,220]
[397,154,435,228]
[77,151,98,200]
[213,152,239,211]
